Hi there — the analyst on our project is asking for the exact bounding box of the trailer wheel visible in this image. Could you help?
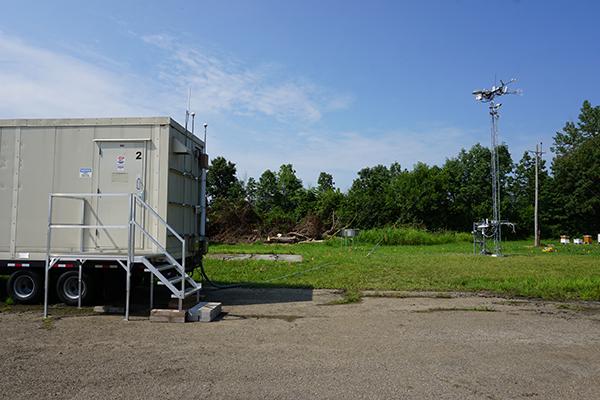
[7,270,42,304]
[56,271,94,306]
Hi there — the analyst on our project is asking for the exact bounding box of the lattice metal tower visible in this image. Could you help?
[472,79,520,256]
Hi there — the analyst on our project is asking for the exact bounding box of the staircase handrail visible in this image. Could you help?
[130,194,186,305]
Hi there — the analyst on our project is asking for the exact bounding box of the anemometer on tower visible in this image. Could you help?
[472,79,521,257]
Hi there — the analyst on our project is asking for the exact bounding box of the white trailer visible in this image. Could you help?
[0,117,208,317]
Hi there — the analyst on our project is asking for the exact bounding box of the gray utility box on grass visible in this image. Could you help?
[0,117,207,264]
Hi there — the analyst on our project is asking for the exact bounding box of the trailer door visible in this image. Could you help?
[94,141,146,251]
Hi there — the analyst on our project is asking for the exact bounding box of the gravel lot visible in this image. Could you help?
[1,288,600,399]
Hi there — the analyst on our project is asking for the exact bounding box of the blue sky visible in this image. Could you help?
[1,1,599,188]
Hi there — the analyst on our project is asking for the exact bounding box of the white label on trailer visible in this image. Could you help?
[17,252,30,259]
[116,155,126,171]
[79,167,92,177]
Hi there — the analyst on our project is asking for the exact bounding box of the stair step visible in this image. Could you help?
[144,263,179,273]
[171,284,202,299]
[156,263,179,272]
[157,276,185,286]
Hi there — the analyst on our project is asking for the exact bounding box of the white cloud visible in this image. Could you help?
[0,33,154,118]
[141,34,349,123]
[0,31,350,125]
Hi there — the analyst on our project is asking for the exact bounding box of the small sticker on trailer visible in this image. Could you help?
[116,155,126,172]
[79,167,92,177]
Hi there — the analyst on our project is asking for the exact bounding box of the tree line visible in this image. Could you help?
[206,101,600,242]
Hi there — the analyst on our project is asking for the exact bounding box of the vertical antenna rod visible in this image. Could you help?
[185,88,192,131]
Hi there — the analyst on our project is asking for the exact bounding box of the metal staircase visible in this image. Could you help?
[131,194,202,309]
[140,258,202,300]
[43,192,201,320]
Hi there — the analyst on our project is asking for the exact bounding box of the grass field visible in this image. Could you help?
[200,240,600,301]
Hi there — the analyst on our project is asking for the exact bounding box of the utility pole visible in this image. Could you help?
[528,142,545,247]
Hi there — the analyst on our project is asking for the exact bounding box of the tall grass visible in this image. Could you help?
[353,227,471,246]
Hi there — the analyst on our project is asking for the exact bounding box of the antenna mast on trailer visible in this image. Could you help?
[472,79,521,256]
[185,88,192,132]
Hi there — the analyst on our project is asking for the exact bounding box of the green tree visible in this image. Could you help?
[256,169,279,213]
[314,172,344,229]
[205,157,257,240]
[552,100,600,158]
[551,102,600,235]
[206,156,244,202]
[442,143,513,231]
[317,172,334,192]
[245,177,258,205]
[277,164,303,213]
[507,151,551,237]
[342,164,395,228]
[389,162,450,229]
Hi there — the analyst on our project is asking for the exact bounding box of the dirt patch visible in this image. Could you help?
[0,303,96,316]
[1,289,600,400]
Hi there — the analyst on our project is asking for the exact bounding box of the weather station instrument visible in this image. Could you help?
[472,79,521,256]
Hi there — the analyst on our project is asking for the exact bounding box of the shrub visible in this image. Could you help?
[354,226,471,246]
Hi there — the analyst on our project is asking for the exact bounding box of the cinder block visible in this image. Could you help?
[187,302,222,322]
[150,309,186,323]
[149,315,170,323]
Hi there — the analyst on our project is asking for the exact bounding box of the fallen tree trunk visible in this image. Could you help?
[266,235,298,244]
[287,231,310,241]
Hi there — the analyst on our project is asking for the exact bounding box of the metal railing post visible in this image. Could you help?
[80,199,85,253]
[149,274,154,310]
[179,240,185,311]
[125,193,134,321]
[43,194,53,319]
[77,261,82,309]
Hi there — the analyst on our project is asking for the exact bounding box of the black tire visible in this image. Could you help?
[7,270,42,304]
[56,271,94,306]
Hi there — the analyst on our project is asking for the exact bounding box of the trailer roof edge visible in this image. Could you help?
[0,117,175,128]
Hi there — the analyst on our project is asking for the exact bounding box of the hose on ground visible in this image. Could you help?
[199,260,243,291]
